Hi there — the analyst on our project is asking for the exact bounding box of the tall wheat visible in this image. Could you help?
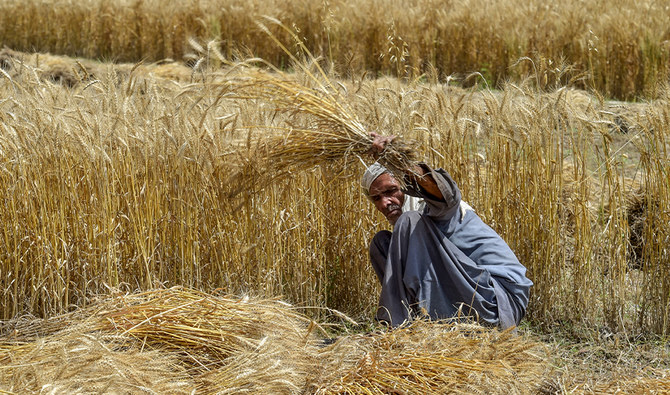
[1,52,669,335]
[1,0,669,99]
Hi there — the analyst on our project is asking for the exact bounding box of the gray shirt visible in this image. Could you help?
[370,164,532,327]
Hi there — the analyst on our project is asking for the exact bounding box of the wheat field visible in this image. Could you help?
[1,0,669,99]
[1,46,668,336]
[1,0,670,392]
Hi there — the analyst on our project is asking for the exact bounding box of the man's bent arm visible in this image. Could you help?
[404,164,462,217]
[407,164,443,201]
[368,132,460,215]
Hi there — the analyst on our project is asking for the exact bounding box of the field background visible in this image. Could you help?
[1,0,670,391]
[2,0,670,100]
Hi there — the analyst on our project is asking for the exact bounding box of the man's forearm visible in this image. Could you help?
[407,164,444,201]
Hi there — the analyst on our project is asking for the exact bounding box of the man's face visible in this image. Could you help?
[369,173,405,225]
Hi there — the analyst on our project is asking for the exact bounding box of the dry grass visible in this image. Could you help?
[0,288,548,394]
[2,288,669,394]
[537,322,670,394]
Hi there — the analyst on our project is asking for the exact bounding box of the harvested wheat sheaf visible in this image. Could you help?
[219,64,419,192]
[0,47,193,87]
[0,287,549,394]
[2,288,670,393]
[314,320,551,394]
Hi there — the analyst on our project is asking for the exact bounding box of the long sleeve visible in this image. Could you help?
[403,164,462,221]
[402,163,532,320]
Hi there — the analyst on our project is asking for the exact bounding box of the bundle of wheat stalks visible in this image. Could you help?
[314,320,551,394]
[219,58,419,191]
[0,287,553,394]
[3,288,669,393]
[0,47,193,87]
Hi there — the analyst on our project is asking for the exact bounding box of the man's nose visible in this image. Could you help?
[381,195,396,206]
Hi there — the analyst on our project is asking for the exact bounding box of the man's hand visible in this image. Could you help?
[366,132,443,201]
[367,132,395,159]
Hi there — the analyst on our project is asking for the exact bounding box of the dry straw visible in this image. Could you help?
[4,288,669,393]
[0,288,552,394]
[314,320,550,394]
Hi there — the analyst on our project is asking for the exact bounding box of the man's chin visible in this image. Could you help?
[386,210,402,225]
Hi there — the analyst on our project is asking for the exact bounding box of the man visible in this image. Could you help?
[363,133,532,329]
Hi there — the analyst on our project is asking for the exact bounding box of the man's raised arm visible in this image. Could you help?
[367,132,444,201]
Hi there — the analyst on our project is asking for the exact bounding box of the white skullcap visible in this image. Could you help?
[361,162,389,194]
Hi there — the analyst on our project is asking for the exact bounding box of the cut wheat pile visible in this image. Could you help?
[0,287,549,394]
[2,288,669,394]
